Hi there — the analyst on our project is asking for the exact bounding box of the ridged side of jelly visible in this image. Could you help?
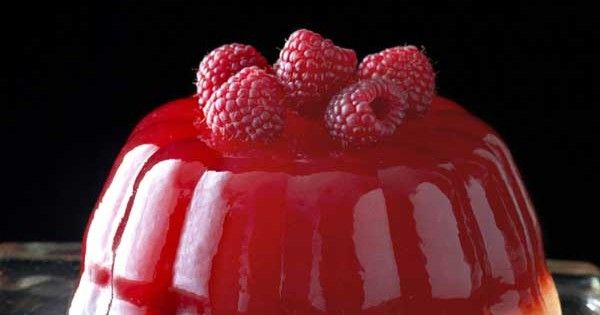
[70,96,561,315]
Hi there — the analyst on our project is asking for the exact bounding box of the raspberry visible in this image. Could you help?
[358,46,435,115]
[203,66,286,143]
[196,44,269,108]
[325,78,408,147]
[275,29,357,116]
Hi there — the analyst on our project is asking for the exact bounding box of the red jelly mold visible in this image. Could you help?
[69,96,561,315]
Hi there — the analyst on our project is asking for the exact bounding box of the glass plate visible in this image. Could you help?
[1,242,598,315]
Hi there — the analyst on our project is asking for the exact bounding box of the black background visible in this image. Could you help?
[5,2,599,265]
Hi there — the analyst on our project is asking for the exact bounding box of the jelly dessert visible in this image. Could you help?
[69,29,561,314]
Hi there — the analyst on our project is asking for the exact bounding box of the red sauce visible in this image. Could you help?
[69,96,561,314]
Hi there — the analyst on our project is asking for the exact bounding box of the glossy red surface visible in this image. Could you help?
[69,96,561,314]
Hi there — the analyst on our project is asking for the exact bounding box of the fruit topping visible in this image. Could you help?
[196,30,437,150]
[203,66,286,143]
[196,44,270,108]
[275,29,357,116]
[325,78,408,147]
[358,46,435,115]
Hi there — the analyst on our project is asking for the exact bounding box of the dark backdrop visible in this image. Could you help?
[6,1,599,265]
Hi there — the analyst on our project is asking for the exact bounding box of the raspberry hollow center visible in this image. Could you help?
[325,78,409,146]
[371,97,392,121]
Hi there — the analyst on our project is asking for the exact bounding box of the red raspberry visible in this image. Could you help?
[325,78,408,147]
[203,66,286,143]
[358,46,435,115]
[275,29,357,116]
[196,44,269,108]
